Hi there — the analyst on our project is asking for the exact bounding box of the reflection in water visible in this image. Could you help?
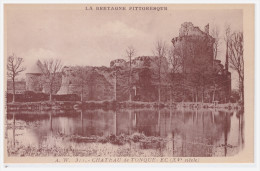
[7,108,244,157]
[12,113,15,147]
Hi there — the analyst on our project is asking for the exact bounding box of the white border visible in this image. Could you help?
[0,0,259,171]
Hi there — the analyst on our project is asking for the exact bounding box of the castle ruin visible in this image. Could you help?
[24,22,231,103]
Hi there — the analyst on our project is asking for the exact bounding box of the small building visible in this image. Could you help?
[25,60,44,92]
[25,60,62,94]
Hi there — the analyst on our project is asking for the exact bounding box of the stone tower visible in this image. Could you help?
[25,60,44,92]
[171,22,215,74]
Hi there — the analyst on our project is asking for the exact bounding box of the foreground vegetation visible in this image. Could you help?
[7,133,239,157]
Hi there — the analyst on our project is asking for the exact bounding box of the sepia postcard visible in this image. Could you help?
[3,4,255,164]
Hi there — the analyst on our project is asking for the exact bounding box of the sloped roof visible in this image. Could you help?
[26,60,43,74]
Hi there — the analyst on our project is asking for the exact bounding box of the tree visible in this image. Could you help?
[168,46,183,75]
[211,24,221,60]
[210,24,221,103]
[75,66,86,102]
[126,46,136,102]
[153,40,167,103]
[230,89,240,103]
[39,58,63,101]
[227,31,244,105]
[168,46,183,102]
[7,54,26,103]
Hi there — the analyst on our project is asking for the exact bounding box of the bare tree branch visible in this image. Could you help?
[126,46,136,101]
[7,54,26,102]
[38,58,63,101]
[211,24,221,60]
[226,28,244,104]
[153,39,168,103]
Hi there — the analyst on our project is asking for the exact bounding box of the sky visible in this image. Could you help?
[5,5,243,88]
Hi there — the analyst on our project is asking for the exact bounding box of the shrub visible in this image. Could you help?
[7,91,80,102]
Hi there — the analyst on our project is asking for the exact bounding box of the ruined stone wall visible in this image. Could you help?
[116,56,169,102]
[26,73,43,92]
[57,66,115,101]
[57,56,169,102]
[110,59,126,68]
[88,71,115,101]
[131,56,168,70]
[26,73,62,94]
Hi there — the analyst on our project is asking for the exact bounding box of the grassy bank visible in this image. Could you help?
[7,100,241,112]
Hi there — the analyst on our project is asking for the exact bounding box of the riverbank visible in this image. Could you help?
[6,100,241,112]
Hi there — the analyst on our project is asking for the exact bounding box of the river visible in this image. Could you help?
[6,108,244,157]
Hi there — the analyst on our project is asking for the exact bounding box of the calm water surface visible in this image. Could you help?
[6,109,244,157]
